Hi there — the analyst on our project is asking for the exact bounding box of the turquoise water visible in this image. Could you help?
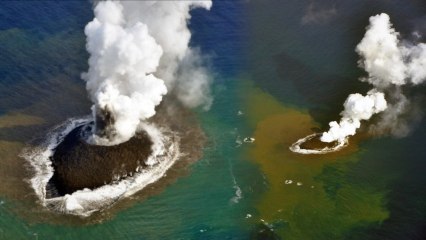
[0,1,425,239]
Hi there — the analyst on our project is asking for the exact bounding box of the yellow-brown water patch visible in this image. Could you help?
[0,112,44,129]
[0,112,45,199]
[242,82,388,239]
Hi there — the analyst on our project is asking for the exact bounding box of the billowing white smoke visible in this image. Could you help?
[321,13,426,143]
[321,90,387,142]
[405,43,426,85]
[82,1,212,145]
[120,1,213,110]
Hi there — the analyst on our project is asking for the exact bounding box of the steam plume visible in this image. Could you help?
[321,90,387,142]
[82,1,212,145]
[320,13,426,143]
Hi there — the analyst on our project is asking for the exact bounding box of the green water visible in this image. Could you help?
[0,0,426,239]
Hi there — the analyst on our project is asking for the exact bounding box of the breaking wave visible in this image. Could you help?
[21,117,180,217]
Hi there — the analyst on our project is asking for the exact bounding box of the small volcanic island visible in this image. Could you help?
[24,114,182,216]
[289,133,348,154]
[46,123,152,198]
[46,123,153,198]
[299,134,336,150]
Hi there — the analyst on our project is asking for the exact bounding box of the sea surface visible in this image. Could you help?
[0,0,425,239]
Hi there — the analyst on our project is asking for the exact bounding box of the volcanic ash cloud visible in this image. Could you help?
[320,13,426,143]
[82,1,212,145]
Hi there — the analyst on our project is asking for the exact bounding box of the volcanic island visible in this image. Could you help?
[46,123,153,198]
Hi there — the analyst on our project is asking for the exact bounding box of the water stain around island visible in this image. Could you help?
[0,112,44,198]
[242,82,389,239]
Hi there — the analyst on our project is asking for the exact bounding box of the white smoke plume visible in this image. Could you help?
[368,90,414,138]
[321,90,387,142]
[82,1,212,145]
[320,13,426,143]
[120,1,213,109]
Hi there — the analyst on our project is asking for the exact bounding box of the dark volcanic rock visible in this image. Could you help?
[48,125,153,197]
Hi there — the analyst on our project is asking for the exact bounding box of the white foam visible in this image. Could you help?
[230,184,243,204]
[22,117,180,217]
[289,133,348,154]
[228,156,243,204]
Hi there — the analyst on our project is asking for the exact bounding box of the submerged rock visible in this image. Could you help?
[47,124,153,197]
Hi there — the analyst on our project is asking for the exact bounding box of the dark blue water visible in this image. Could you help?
[0,0,425,239]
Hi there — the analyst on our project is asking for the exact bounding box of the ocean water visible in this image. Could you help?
[0,0,425,239]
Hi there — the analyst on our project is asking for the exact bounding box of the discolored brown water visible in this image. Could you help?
[241,82,388,239]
